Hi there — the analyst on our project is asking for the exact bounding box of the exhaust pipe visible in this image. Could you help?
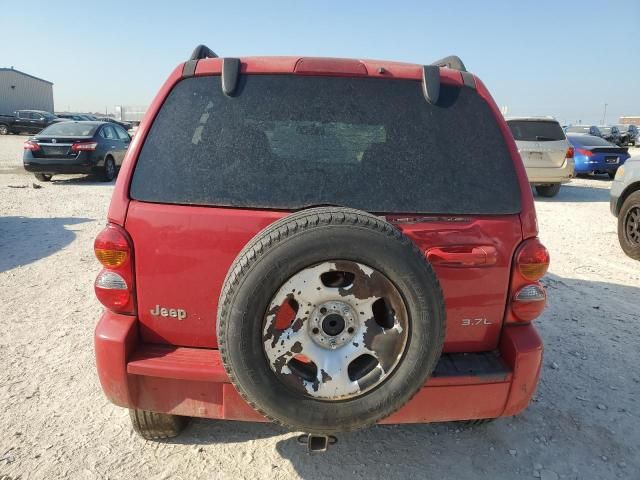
[297,434,337,453]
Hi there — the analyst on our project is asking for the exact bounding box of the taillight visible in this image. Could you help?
[511,284,546,322]
[575,147,593,157]
[94,224,135,314]
[517,238,549,281]
[24,141,40,151]
[72,141,98,152]
[565,146,574,159]
[506,238,549,324]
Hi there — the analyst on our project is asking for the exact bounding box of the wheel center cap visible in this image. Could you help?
[322,313,345,336]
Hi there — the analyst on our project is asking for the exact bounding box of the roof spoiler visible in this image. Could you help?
[423,55,474,104]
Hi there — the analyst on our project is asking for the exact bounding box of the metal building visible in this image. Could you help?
[0,67,54,115]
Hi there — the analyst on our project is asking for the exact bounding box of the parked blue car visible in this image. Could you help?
[567,134,630,178]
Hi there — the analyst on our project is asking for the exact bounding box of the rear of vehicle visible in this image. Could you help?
[507,118,574,197]
[568,134,629,178]
[599,126,622,146]
[23,121,129,182]
[94,53,548,438]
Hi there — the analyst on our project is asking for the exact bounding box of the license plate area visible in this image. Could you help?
[605,156,619,164]
[42,146,70,156]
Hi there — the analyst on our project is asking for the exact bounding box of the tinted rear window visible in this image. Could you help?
[39,122,98,136]
[131,75,521,214]
[507,120,565,142]
[565,126,590,134]
[568,135,613,147]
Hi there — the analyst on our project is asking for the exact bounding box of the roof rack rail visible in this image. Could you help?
[429,55,467,72]
[189,44,219,61]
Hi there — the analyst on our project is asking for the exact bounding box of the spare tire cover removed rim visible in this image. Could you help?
[217,207,446,434]
[263,260,409,400]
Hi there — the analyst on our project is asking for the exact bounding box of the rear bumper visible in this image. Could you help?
[575,157,624,174]
[95,312,543,424]
[525,158,575,184]
[23,152,101,174]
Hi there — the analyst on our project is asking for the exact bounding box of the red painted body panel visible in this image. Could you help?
[94,311,540,423]
[98,55,544,424]
[125,201,522,351]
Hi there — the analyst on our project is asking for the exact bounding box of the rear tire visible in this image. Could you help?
[0,124,8,135]
[101,157,116,182]
[34,173,52,182]
[535,184,561,197]
[129,409,189,440]
[618,191,640,261]
[608,171,617,180]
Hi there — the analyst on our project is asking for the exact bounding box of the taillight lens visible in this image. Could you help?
[512,285,546,322]
[94,224,135,314]
[506,237,549,324]
[24,140,40,151]
[565,146,574,159]
[517,238,550,281]
[72,141,98,151]
[575,147,593,157]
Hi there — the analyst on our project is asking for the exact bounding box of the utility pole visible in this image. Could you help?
[601,103,608,125]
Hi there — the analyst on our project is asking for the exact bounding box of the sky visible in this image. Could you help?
[3,0,639,124]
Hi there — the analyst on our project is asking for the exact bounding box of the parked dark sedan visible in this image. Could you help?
[597,126,623,146]
[617,124,639,146]
[23,121,130,182]
[564,125,603,137]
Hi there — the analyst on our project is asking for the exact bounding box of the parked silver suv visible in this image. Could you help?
[610,155,640,260]
[507,117,574,197]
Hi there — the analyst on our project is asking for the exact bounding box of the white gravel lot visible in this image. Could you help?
[0,133,639,480]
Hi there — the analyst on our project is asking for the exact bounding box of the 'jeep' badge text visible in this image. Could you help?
[150,305,187,321]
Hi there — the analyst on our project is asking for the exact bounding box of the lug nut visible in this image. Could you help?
[312,327,320,334]
[348,327,354,334]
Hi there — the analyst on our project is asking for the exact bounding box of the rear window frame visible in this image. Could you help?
[506,119,566,142]
[129,74,523,216]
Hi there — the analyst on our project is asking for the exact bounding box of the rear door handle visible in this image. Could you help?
[426,246,498,267]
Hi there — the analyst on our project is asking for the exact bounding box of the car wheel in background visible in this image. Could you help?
[129,409,189,440]
[101,157,116,182]
[608,171,617,180]
[0,124,8,135]
[34,173,52,182]
[535,184,561,197]
[618,191,640,261]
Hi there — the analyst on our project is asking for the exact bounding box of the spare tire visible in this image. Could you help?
[217,207,445,434]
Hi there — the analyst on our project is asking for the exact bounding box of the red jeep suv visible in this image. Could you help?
[94,45,548,443]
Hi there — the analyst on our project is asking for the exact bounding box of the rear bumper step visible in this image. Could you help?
[95,312,542,424]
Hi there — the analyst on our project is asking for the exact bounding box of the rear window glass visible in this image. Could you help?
[568,135,613,147]
[565,126,590,134]
[507,120,565,142]
[131,75,521,214]
[39,122,98,136]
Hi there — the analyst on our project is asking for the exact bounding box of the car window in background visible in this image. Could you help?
[507,120,565,141]
[101,125,117,139]
[565,126,590,134]
[567,135,614,147]
[39,122,98,136]
[113,125,131,141]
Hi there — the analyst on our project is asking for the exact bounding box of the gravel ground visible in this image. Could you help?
[1,133,639,480]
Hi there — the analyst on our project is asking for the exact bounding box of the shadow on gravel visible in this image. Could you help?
[534,184,610,203]
[0,216,93,272]
[51,175,115,186]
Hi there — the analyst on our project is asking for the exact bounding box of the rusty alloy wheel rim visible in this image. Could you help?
[626,206,640,245]
[262,261,409,401]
